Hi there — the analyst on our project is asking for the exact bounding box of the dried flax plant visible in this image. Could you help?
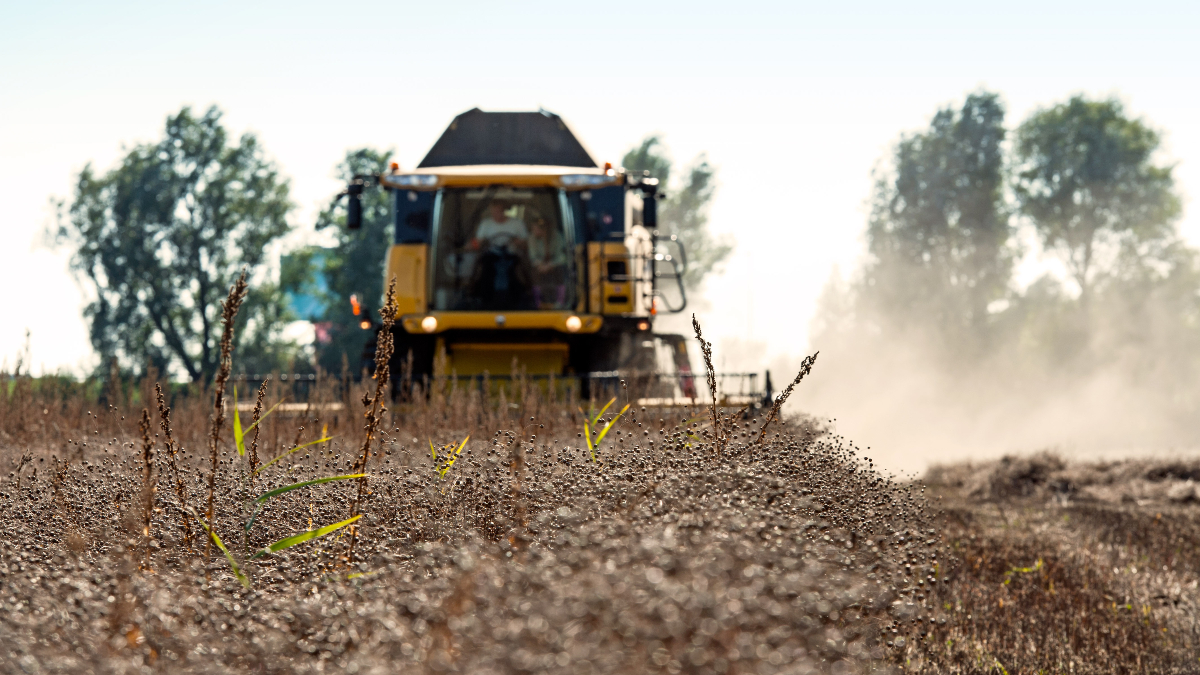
[204,271,248,569]
[691,314,723,452]
[156,382,191,548]
[138,408,155,570]
[347,277,397,564]
[755,351,818,444]
[247,379,268,481]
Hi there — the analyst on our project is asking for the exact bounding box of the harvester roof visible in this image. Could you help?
[418,108,596,169]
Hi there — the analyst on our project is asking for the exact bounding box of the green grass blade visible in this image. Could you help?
[190,508,250,588]
[429,438,437,460]
[590,398,628,446]
[584,419,594,461]
[441,436,470,475]
[252,514,362,559]
[254,474,367,505]
[591,397,616,425]
[255,436,332,475]
[233,386,245,456]
[244,473,366,533]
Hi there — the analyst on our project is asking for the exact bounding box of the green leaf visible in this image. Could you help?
[587,403,629,462]
[435,436,470,480]
[252,514,362,559]
[190,508,250,588]
[244,473,366,534]
[254,473,367,505]
[255,436,332,475]
[594,404,630,446]
[591,397,616,425]
[233,386,245,456]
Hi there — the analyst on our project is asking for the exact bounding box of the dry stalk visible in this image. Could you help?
[51,455,74,530]
[248,379,267,480]
[204,270,248,570]
[138,408,155,570]
[347,277,397,564]
[13,452,33,495]
[691,315,724,453]
[754,352,818,444]
[156,383,191,548]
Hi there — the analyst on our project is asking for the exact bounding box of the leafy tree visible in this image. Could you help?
[303,148,394,375]
[622,136,732,290]
[1014,96,1181,303]
[862,91,1011,349]
[57,106,295,382]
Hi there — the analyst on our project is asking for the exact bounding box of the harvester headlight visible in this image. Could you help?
[391,174,439,187]
[637,320,650,331]
[561,174,615,187]
[565,315,583,333]
[420,316,438,333]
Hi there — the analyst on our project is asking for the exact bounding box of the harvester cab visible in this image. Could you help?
[341,108,696,398]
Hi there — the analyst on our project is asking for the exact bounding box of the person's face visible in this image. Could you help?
[490,203,507,221]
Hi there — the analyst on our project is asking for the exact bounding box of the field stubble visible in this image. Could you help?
[1,303,1197,673]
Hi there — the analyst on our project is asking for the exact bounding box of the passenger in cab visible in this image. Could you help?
[527,213,567,308]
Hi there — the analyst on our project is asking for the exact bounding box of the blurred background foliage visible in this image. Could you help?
[812,91,1200,420]
[56,106,299,382]
[290,148,395,377]
[622,136,733,291]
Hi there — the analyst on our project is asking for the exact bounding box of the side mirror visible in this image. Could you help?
[346,182,364,230]
[637,176,659,229]
[643,193,657,229]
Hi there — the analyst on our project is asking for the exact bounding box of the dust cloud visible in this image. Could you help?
[788,334,1200,477]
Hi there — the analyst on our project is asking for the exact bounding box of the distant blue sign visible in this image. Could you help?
[281,248,332,322]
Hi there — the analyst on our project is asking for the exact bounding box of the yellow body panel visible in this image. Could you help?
[385,244,427,315]
[400,311,602,335]
[441,342,569,376]
[586,242,636,314]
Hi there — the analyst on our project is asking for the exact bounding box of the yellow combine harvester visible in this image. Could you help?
[339,108,767,403]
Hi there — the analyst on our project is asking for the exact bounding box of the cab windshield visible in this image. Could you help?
[431,187,574,311]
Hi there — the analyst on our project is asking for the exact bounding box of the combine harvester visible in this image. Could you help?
[337,108,768,408]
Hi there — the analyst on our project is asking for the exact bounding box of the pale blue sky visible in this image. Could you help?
[3,0,1198,375]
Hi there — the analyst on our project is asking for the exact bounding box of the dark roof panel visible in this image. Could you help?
[418,109,597,168]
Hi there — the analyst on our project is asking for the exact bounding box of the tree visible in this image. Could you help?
[1014,96,1181,303]
[860,91,1011,350]
[303,148,394,374]
[622,136,732,290]
[58,106,295,382]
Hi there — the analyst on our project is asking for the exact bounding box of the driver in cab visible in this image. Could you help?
[470,199,528,253]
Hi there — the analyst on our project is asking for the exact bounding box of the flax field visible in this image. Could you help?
[1,286,1198,673]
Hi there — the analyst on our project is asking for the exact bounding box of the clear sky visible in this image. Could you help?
[2,0,1198,376]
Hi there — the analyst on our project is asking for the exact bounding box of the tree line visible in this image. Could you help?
[54,107,727,382]
[812,91,1200,421]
